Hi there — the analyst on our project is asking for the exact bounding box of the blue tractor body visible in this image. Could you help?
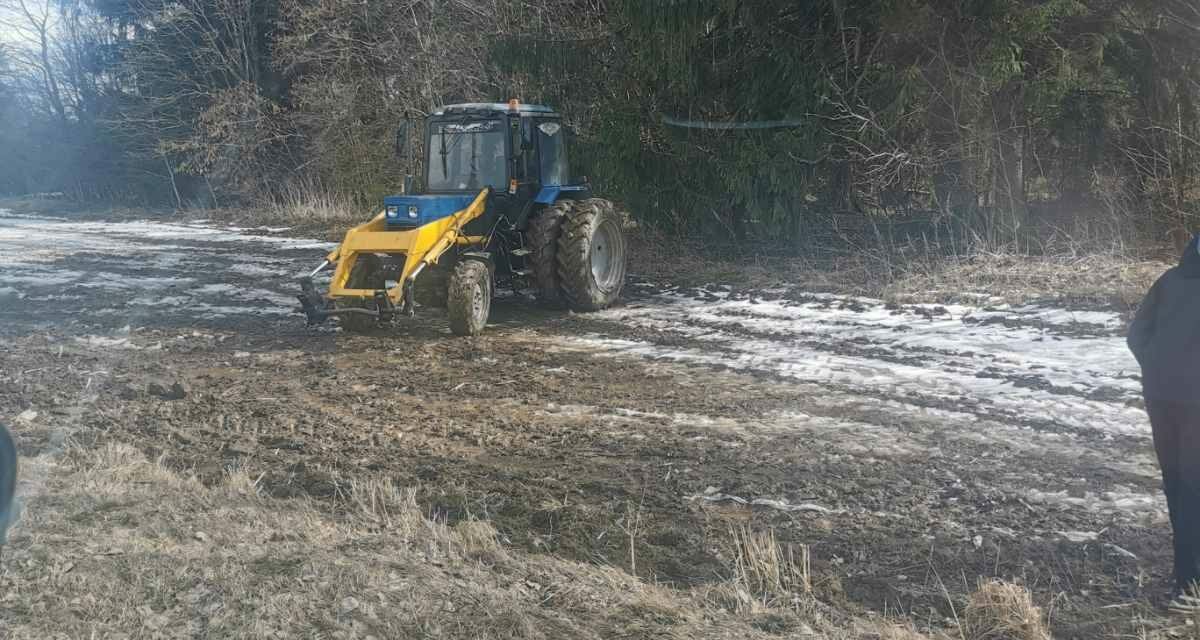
[383,194,477,228]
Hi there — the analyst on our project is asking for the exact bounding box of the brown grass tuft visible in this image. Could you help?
[961,579,1051,640]
[265,179,362,224]
[881,252,1166,310]
[627,223,1167,311]
[728,525,811,610]
[453,518,506,561]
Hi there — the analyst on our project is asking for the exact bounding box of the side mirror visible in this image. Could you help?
[509,118,528,158]
[396,121,415,194]
[394,122,409,159]
[520,119,534,151]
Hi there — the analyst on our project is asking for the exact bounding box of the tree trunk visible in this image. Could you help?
[162,153,182,209]
[926,61,977,245]
[991,80,1027,243]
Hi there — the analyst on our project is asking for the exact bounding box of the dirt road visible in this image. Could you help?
[0,209,1170,637]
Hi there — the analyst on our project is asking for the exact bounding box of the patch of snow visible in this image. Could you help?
[194,283,239,295]
[1026,487,1162,518]
[87,273,195,290]
[563,288,1147,439]
[228,262,291,278]
[74,335,138,349]
[0,269,87,285]
[226,225,293,233]
[20,294,83,302]
[686,491,840,514]
[0,212,334,266]
[127,296,192,307]
[190,303,295,317]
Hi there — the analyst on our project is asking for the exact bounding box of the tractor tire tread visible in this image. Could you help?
[556,198,627,311]
[526,203,569,307]
[447,260,491,336]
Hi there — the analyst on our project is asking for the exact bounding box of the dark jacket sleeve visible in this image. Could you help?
[1128,276,1163,367]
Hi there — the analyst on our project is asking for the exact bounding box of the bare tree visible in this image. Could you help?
[0,0,67,123]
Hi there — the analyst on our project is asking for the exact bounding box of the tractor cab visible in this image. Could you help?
[384,102,584,229]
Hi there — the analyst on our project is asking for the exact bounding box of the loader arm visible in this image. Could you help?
[327,188,489,306]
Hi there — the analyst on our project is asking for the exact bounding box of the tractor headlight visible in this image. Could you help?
[407,205,419,219]
[385,205,399,217]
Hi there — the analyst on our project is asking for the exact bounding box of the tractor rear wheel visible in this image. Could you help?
[447,260,491,336]
[525,202,568,306]
[337,254,384,332]
[414,258,453,308]
[556,198,627,311]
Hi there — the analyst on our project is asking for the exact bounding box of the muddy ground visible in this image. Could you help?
[0,210,1180,638]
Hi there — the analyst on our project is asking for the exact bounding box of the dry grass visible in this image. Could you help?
[263,179,363,225]
[727,524,811,609]
[0,195,168,221]
[961,580,1051,640]
[880,252,1167,310]
[187,181,367,241]
[628,223,1168,311]
[0,437,949,639]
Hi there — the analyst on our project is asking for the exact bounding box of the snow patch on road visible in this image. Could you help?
[0,211,317,322]
[74,335,138,349]
[228,262,291,278]
[566,286,1146,439]
[1027,486,1162,519]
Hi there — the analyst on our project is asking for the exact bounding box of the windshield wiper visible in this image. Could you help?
[440,124,448,177]
[438,115,471,179]
[467,130,479,189]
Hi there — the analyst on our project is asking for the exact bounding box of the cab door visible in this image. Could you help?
[534,119,569,187]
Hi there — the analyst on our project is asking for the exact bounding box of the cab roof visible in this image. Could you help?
[434,103,558,117]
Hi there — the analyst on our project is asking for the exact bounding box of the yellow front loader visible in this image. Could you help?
[298,189,493,334]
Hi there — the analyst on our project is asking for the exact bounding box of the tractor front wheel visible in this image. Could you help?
[338,254,384,332]
[447,260,491,336]
[556,199,627,311]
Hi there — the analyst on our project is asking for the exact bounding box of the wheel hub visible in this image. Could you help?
[472,280,485,319]
[590,219,621,290]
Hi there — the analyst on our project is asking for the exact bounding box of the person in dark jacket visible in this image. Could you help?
[1129,233,1200,607]
[0,422,14,550]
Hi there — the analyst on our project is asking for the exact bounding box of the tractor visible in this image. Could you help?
[297,101,628,335]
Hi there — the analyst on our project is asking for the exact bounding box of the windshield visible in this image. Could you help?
[428,120,507,191]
